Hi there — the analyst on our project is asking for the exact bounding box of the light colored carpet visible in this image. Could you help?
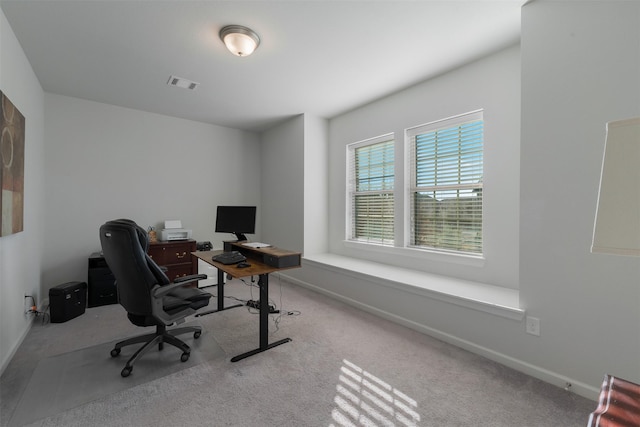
[8,322,223,426]
[1,276,595,426]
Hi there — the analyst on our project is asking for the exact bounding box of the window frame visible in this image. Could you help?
[346,133,395,246]
[406,110,484,256]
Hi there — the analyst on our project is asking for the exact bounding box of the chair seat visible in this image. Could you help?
[163,292,209,315]
[127,291,211,326]
[169,286,211,303]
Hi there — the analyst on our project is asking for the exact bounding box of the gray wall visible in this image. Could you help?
[260,115,305,253]
[303,114,329,256]
[519,0,640,394]
[290,44,535,395]
[3,1,638,400]
[259,113,329,289]
[0,9,45,372]
[288,1,640,399]
[42,94,262,291]
[328,45,521,288]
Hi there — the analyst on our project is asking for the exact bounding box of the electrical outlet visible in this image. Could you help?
[526,316,540,336]
[24,294,36,314]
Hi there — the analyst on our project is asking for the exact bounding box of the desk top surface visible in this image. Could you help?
[229,241,300,257]
[192,250,299,279]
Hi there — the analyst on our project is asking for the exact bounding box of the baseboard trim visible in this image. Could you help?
[280,272,599,401]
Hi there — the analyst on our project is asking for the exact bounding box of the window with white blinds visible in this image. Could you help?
[347,135,395,245]
[407,110,483,254]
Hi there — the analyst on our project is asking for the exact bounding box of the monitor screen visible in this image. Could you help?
[215,206,256,241]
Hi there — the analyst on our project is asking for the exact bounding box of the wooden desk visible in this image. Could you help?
[224,240,301,268]
[191,248,301,362]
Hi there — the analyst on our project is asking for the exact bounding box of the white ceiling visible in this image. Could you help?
[1,0,525,132]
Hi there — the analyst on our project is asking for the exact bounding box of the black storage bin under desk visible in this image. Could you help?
[49,281,87,323]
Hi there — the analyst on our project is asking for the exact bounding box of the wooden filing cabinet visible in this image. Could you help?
[148,240,197,282]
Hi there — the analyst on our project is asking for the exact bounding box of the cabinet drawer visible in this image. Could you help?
[148,241,195,265]
[165,264,195,282]
[87,253,117,307]
[88,256,109,269]
[164,245,192,264]
[88,267,115,283]
[147,246,166,265]
[148,240,197,282]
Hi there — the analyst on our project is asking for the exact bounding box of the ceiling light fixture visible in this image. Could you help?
[219,25,260,57]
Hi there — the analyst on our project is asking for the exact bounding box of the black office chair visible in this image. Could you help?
[99,219,212,377]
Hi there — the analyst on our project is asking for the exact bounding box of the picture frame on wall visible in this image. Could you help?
[1,90,26,237]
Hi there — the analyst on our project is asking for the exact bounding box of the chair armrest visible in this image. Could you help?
[152,274,208,298]
[174,274,207,283]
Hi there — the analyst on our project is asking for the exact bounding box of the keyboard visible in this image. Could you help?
[211,251,247,265]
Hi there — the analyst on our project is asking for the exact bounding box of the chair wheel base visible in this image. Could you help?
[111,325,198,376]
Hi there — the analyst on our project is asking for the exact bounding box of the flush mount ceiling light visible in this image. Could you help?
[219,25,260,57]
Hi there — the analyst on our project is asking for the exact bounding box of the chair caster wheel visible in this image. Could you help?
[121,366,132,377]
[181,352,190,362]
[110,348,121,357]
[194,331,201,339]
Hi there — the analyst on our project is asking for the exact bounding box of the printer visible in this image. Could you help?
[160,220,192,241]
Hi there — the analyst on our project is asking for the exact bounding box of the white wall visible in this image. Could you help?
[328,45,521,288]
[519,0,640,391]
[303,114,329,255]
[259,113,329,260]
[260,115,305,253]
[289,44,538,395]
[288,2,640,399]
[42,94,261,291]
[4,0,638,400]
[0,9,45,373]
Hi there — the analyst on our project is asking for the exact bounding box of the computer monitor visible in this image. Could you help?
[215,206,256,241]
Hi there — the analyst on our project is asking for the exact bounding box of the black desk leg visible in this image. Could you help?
[230,273,291,362]
[196,269,243,317]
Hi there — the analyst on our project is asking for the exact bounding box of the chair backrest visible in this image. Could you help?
[111,218,150,252]
[99,219,169,317]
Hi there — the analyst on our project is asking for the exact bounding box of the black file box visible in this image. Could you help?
[49,281,87,323]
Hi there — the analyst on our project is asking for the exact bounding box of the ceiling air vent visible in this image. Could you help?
[167,75,199,90]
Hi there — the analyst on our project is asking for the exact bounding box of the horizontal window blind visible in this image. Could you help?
[347,135,394,245]
[408,111,483,254]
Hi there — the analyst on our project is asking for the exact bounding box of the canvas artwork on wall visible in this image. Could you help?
[1,90,26,237]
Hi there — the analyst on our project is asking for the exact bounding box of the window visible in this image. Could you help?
[407,110,483,254]
[347,134,395,245]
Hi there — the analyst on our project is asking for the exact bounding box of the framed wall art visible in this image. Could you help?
[1,90,26,237]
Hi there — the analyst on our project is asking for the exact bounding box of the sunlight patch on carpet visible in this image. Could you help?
[330,359,421,427]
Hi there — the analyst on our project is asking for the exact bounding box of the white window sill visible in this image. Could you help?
[343,239,485,267]
[302,253,523,321]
